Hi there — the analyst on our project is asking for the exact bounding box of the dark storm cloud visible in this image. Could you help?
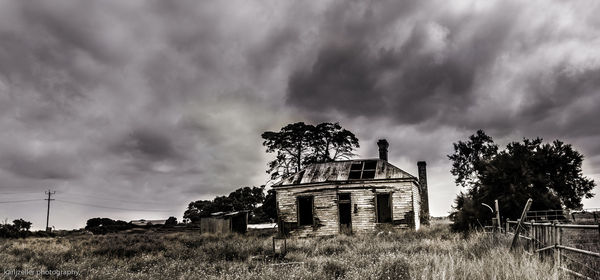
[286,0,600,140]
[287,1,519,125]
[1,151,80,180]
[112,128,183,162]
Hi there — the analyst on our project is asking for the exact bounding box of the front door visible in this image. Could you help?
[338,193,352,234]
[376,193,392,223]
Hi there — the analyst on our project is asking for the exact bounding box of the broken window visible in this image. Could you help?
[297,196,314,226]
[376,193,392,223]
[348,160,377,180]
[348,163,363,179]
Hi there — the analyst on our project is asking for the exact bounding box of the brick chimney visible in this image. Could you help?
[377,139,389,161]
[417,161,430,224]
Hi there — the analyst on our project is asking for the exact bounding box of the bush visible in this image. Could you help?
[0,219,34,238]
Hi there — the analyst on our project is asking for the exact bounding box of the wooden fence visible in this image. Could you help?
[506,220,600,279]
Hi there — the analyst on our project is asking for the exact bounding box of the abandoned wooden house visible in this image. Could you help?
[274,139,430,237]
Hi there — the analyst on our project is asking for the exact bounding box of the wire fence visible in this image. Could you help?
[506,218,600,279]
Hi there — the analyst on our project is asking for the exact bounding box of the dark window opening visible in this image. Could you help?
[338,193,351,201]
[348,171,362,179]
[376,193,392,223]
[297,196,314,226]
[348,160,377,180]
[363,161,377,170]
[362,170,376,179]
[350,163,363,171]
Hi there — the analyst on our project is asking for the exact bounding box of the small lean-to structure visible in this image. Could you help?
[273,139,429,237]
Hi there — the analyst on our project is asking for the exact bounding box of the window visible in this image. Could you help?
[348,160,377,180]
[297,196,314,226]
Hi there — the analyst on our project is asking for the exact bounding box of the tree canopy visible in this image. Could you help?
[261,122,359,180]
[85,217,132,234]
[448,130,595,231]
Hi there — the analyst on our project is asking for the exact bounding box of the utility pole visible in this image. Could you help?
[45,190,55,232]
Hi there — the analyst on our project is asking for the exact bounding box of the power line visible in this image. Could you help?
[0,199,43,203]
[0,191,41,195]
[54,199,174,212]
[60,192,175,205]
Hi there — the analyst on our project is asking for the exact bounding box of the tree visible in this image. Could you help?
[309,122,360,163]
[0,218,33,238]
[12,219,32,231]
[85,217,132,234]
[262,122,359,180]
[252,189,277,223]
[165,216,177,226]
[448,131,595,231]
[262,122,316,180]
[448,130,498,189]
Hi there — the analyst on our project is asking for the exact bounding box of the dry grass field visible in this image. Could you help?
[0,223,568,280]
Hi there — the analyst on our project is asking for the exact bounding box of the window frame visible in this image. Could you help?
[348,160,377,180]
[297,196,314,226]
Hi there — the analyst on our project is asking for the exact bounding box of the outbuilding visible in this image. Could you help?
[199,211,248,234]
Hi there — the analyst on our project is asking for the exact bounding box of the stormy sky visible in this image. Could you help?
[1,0,599,229]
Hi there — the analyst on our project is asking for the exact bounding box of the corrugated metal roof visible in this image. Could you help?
[274,159,416,187]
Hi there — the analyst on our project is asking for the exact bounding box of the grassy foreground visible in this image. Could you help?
[0,223,564,280]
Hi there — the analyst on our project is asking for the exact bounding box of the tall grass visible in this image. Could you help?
[0,224,568,279]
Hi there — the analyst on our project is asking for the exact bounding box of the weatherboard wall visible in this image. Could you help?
[276,180,420,237]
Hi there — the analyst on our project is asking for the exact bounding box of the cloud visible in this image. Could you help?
[286,0,600,135]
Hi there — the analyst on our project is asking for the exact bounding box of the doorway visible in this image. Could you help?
[338,193,352,234]
[376,193,392,223]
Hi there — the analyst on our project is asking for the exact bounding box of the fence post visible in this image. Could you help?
[531,221,535,251]
[542,223,546,253]
[506,218,510,235]
[511,198,533,251]
[495,199,501,232]
[554,221,561,280]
